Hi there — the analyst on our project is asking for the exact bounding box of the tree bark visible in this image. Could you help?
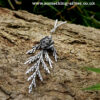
[0,7,100,100]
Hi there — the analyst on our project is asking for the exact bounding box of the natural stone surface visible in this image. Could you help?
[0,7,100,100]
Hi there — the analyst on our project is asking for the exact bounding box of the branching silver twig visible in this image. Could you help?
[50,19,67,33]
[25,19,66,93]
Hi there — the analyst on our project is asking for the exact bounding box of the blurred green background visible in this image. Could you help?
[0,0,100,28]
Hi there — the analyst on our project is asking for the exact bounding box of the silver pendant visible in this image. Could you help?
[24,19,66,93]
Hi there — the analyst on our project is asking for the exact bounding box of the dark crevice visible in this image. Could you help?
[13,13,28,21]
[13,13,45,25]
[68,40,87,45]
[3,30,30,41]
[0,34,16,45]
[0,86,11,96]
[67,30,79,35]
[7,24,21,29]
[46,89,75,98]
